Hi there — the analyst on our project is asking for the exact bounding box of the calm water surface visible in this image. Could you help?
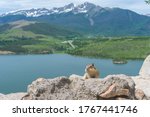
[0,54,143,94]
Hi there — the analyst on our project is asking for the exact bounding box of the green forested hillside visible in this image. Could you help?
[67,37,150,59]
[0,29,70,54]
[0,21,79,54]
[0,21,150,59]
[22,22,81,38]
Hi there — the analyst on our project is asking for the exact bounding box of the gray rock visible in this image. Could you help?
[0,92,27,100]
[132,76,150,98]
[135,88,147,100]
[23,74,136,100]
[139,55,150,78]
[101,74,135,99]
[25,77,74,100]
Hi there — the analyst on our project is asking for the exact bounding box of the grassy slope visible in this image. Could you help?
[0,29,70,54]
[22,22,81,38]
[67,37,150,59]
[0,29,150,59]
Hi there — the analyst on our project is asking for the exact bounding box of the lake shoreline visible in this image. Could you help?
[0,50,15,55]
[0,52,145,60]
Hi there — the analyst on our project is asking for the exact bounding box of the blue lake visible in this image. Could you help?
[0,54,143,94]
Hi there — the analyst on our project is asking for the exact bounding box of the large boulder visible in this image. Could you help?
[131,55,150,99]
[99,74,135,99]
[132,76,150,99]
[139,55,150,78]
[22,74,136,100]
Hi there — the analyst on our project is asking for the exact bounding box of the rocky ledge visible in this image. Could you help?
[21,74,147,100]
[0,74,149,100]
[0,55,150,100]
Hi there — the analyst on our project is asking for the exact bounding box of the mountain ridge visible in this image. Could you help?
[1,2,104,17]
[0,2,150,36]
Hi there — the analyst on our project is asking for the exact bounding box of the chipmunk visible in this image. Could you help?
[83,64,99,79]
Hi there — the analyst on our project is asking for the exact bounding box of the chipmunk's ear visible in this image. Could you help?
[92,63,95,66]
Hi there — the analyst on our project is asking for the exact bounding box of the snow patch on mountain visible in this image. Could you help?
[1,2,103,17]
[89,18,94,26]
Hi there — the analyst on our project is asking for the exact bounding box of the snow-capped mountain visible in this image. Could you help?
[1,2,103,17]
[1,2,150,36]
[2,8,51,17]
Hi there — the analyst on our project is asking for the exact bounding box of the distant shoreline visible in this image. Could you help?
[0,51,15,55]
[0,52,145,61]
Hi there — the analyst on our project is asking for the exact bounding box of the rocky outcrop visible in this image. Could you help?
[22,74,137,100]
[132,76,150,99]
[139,55,150,78]
[0,93,27,100]
[0,74,149,100]
[128,54,150,99]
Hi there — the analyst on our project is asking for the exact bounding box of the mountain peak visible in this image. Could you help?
[1,2,103,17]
[78,2,96,10]
[57,3,75,13]
[83,2,95,6]
[65,3,75,8]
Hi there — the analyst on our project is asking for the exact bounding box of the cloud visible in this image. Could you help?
[0,0,149,15]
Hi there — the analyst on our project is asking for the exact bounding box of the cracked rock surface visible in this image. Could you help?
[22,74,137,100]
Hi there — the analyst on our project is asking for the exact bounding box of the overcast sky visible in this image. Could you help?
[0,0,150,15]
